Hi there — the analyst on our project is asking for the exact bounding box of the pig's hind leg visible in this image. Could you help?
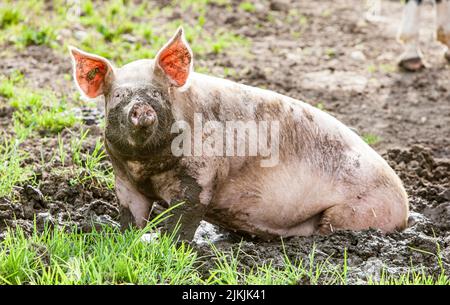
[317,194,408,234]
[284,214,322,237]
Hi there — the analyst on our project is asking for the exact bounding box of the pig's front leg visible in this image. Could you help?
[119,205,136,230]
[161,200,207,242]
[154,173,207,242]
[115,175,152,229]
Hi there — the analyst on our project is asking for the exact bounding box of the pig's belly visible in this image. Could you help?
[204,160,349,238]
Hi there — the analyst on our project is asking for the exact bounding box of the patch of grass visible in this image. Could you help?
[299,15,308,26]
[0,0,249,66]
[239,1,256,13]
[0,70,24,98]
[205,243,350,285]
[362,133,381,145]
[8,83,78,134]
[57,133,67,167]
[367,64,396,74]
[379,63,396,73]
[10,90,78,133]
[367,64,377,73]
[315,102,326,111]
[76,19,248,66]
[68,130,114,190]
[0,135,34,197]
[325,48,336,58]
[0,7,22,29]
[0,223,446,285]
[84,139,114,188]
[209,30,248,55]
[18,26,56,47]
[369,241,449,284]
[0,224,200,284]
[0,78,15,99]
[222,67,236,78]
[369,268,450,285]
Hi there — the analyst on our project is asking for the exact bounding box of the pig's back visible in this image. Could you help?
[188,72,386,172]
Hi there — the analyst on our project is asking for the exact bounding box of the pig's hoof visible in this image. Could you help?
[119,206,136,232]
[398,57,425,72]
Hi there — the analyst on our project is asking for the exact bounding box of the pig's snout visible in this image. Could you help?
[128,102,156,128]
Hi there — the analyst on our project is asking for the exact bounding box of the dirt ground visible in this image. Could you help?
[0,0,449,283]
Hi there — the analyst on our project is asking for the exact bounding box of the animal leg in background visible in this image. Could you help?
[397,0,425,71]
[436,0,450,61]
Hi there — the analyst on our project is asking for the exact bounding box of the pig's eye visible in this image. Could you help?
[112,88,131,101]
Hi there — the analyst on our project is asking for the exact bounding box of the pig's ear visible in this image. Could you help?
[69,46,114,98]
[155,26,193,87]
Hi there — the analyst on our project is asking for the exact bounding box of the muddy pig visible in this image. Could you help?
[69,27,409,241]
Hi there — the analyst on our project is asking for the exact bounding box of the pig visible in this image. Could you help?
[69,27,409,241]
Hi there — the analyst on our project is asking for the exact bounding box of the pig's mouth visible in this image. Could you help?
[110,117,159,145]
[105,123,161,159]
[128,121,159,144]
[105,106,175,159]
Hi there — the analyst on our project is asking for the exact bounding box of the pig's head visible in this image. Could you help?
[69,27,193,159]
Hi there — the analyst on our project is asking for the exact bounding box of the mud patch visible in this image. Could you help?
[0,128,118,236]
[301,70,368,92]
[0,171,118,235]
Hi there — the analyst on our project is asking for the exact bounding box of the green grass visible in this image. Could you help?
[315,102,326,111]
[81,8,248,64]
[369,242,449,285]
[239,1,256,12]
[205,243,349,285]
[10,90,78,133]
[0,6,22,29]
[0,0,249,66]
[325,48,336,58]
[0,224,200,284]
[0,71,23,98]
[37,128,115,190]
[0,73,106,194]
[0,223,447,285]
[0,135,34,197]
[369,269,450,285]
[18,26,56,47]
[362,133,381,145]
[5,79,78,133]
[0,79,14,98]
[367,63,396,74]
[68,129,114,189]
